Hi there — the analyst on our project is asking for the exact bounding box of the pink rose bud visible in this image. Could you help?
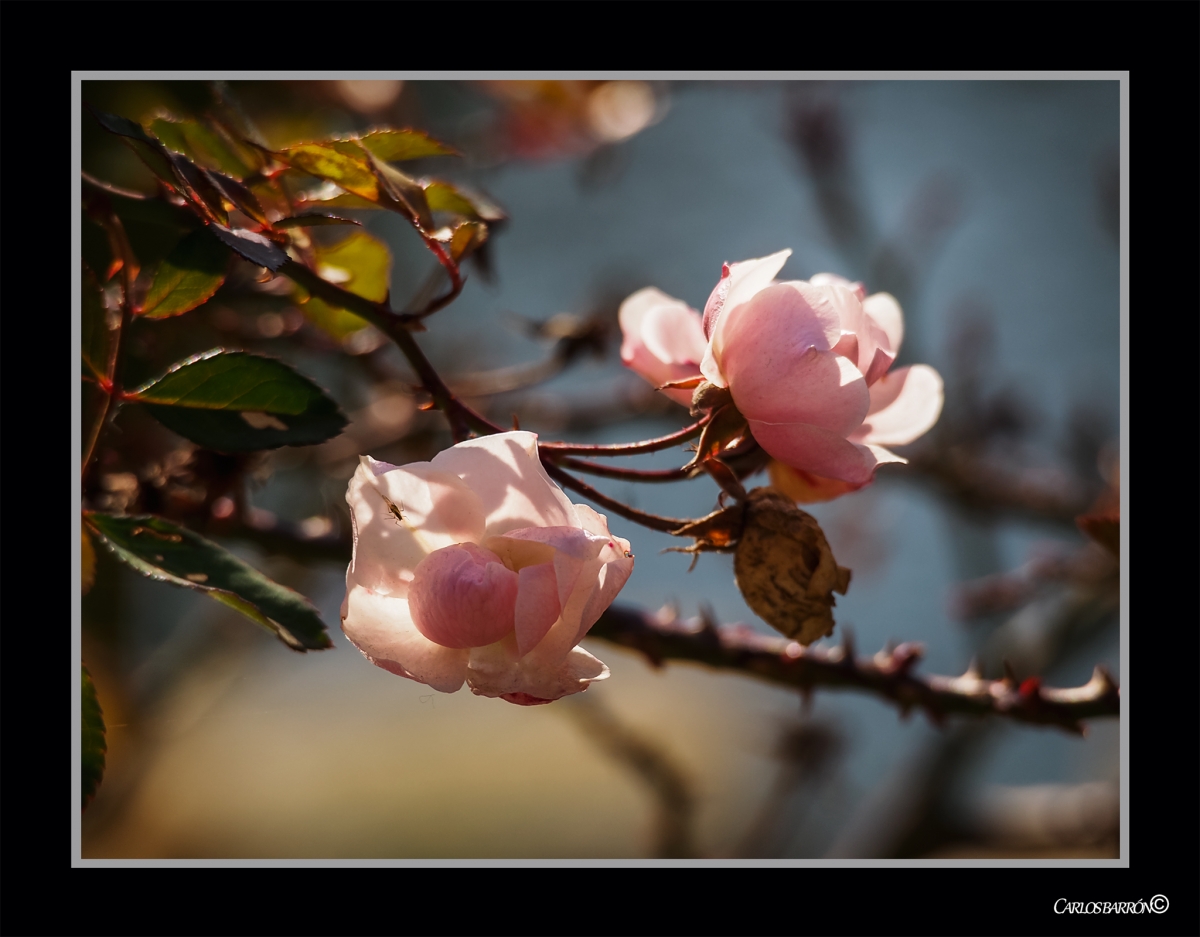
[619,250,944,493]
[340,432,634,705]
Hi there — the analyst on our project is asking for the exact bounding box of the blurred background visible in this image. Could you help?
[79,78,1121,859]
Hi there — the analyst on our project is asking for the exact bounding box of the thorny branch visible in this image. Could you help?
[210,516,1119,737]
[81,188,138,486]
[588,605,1120,736]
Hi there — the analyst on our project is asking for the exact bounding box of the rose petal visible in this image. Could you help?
[767,460,868,504]
[861,346,896,388]
[713,282,846,379]
[619,288,706,405]
[513,562,562,656]
[341,585,469,692]
[408,542,519,648]
[575,551,634,643]
[487,524,611,616]
[810,272,866,301]
[851,364,944,446]
[702,248,792,339]
[750,419,903,485]
[641,299,707,367]
[488,523,634,659]
[431,431,579,535]
[863,292,904,359]
[466,642,610,702]
[345,457,486,598]
[723,331,870,436]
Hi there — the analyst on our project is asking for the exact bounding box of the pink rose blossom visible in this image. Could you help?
[619,250,944,494]
[340,431,634,705]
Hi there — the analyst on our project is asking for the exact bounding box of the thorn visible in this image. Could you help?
[891,642,924,673]
[839,626,857,665]
[1002,659,1018,686]
[698,603,720,636]
[1094,664,1119,695]
[511,413,520,430]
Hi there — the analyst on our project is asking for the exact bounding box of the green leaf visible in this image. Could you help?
[203,169,272,227]
[276,144,379,202]
[208,224,289,271]
[424,180,507,222]
[164,150,228,224]
[91,108,180,190]
[295,184,384,212]
[139,229,231,318]
[273,213,363,229]
[148,116,258,179]
[85,513,333,651]
[90,107,157,144]
[449,220,489,262]
[298,230,391,341]
[126,349,348,450]
[82,665,107,809]
[370,157,434,231]
[358,129,459,162]
[81,264,113,379]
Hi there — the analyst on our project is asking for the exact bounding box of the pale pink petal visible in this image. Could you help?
[573,503,616,538]
[575,550,634,643]
[619,288,706,405]
[810,272,866,301]
[863,292,904,358]
[816,282,885,378]
[341,585,469,692]
[513,562,561,656]
[431,431,579,536]
[702,248,792,339]
[640,301,707,367]
[486,524,625,617]
[624,345,704,406]
[864,443,908,469]
[750,420,894,485]
[851,365,944,446]
[724,340,869,437]
[345,457,486,598]
[492,525,633,661]
[407,543,519,648]
[861,346,895,387]
[466,642,610,703]
[831,332,859,366]
[699,342,727,387]
[714,282,846,378]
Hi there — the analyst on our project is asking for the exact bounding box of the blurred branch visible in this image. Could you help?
[561,694,697,859]
[446,313,610,396]
[900,443,1094,526]
[590,606,1119,735]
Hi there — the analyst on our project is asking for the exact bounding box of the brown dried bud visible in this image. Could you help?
[733,488,851,644]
